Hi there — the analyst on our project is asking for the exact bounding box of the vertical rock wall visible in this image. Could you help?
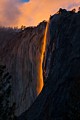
[18,10,80,120]
[0,22,46,116]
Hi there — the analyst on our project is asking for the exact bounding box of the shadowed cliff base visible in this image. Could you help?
[18,9,80,120]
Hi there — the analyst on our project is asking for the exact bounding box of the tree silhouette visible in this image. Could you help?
[71,8,76,13]
[21,25,26,30]
[0,65,16,120]
[78,7,80,13]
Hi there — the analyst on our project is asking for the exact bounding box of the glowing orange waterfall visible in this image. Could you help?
[37,18,50,94]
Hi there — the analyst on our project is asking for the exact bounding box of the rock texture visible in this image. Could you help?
[18,10,80,120]
[0,22,46,116]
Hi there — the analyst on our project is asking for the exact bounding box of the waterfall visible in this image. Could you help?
[37,18,50,94]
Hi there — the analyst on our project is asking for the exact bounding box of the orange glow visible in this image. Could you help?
[37,18,50,94]
[17,0,80,27]
[0,0,80,27]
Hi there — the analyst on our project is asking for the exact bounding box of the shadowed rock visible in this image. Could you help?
[18,10,80,120]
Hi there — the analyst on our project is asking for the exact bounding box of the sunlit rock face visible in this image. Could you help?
[0,22,46,116]
[18,10,80,120]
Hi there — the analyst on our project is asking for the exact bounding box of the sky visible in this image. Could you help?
[0,0,80,27]
[22,0,29,2]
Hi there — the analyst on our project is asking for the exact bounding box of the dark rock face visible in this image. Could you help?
[18,11,80,119]
[0,22,46,116]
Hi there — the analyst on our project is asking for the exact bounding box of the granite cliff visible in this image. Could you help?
[0,21,46,116]
[0,9,80,120]
[18,9,80,120]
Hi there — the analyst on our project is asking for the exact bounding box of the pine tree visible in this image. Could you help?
[0,65,16,120]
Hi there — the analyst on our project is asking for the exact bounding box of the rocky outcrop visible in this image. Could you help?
[0,21,46,116]
[18,10,80,120]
